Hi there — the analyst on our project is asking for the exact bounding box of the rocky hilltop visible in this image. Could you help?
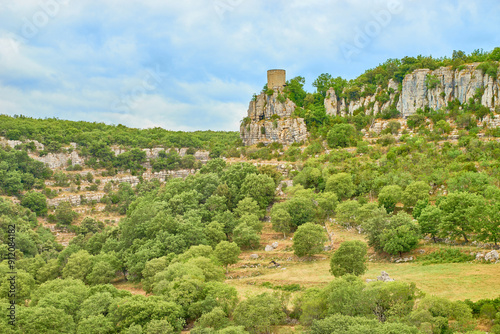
[240,89,309,146]
[325,63,499,117]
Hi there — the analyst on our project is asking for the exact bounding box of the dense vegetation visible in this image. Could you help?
[1,48,500,333]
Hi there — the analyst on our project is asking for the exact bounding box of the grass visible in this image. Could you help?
[228,222,500,302]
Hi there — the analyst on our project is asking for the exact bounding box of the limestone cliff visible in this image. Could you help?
[240,89,308,146]
[325,63,499,117]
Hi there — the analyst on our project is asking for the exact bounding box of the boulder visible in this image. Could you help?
[265,245,274,252]
[250,254,259,259]
[485,250,499,261]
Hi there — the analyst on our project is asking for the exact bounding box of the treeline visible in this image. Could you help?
[0,114,240,152]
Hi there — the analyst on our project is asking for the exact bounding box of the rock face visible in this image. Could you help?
[241,118,308,146]
[31,151,84,169]
[240,89,309,146]
[324,63,500,117]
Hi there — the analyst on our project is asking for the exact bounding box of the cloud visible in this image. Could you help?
[0,0,499,131]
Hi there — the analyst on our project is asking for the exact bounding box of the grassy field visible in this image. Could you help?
[227,222,500,302]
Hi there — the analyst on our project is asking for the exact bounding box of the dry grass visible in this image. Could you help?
[229,222,500,302]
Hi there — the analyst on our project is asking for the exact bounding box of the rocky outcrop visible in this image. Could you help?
[240,118,308,146]
[325,63,499,117]
[240,89,309,146]
[32,151,84,169]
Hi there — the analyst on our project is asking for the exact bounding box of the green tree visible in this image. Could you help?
[401,181,430,209]
[233,293,286,334]
[325,173,354,200]
[379,212,421,256]
[417,205,442,243]
[76,314,115,334]
[378,185,403,213]
[270,206,292,238]
[330,241,368,277]
[240,174,276,210]
[475,201,500,246]
[17,306,76,334]
[214,241,241,273]
[55,201,78,225]
[292,223,328,257]
[438,192,483,243]
[206,221,227,248]
[335,200,361,227]
[327,124,358,148]
[194,307,230,330]
[62,250,93,281]
[21,191,48,216]
[232,224,260,249]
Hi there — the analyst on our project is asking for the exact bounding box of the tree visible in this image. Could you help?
[55,201,78,225]
[76,314,115,334]
[402,181,430,209]
[378,185,403,213]
[17,306,76,334]
[233,293,286,334]
[292,223,328,257]
[325,173,354,200]
[327,124,358,148]
[232,224,260,249]
[21,191,47,216]
[379,212,421,256]
[475,201,500,246]
[270,206,292,238]
[205,221,227,248]
[240,174,276,210]
[438,192,483,243]
[335,200,361,227]
[234,197,262,219]
[62,250,93,281]
[194,307,230,330]
[417,205,442,242]
[286,196,317,228]
[330,241,368,277]
[214,241,241,273]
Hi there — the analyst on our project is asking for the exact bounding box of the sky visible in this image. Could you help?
[0,0,499,132]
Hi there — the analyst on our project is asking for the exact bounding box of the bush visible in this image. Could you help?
[417,248,475,265]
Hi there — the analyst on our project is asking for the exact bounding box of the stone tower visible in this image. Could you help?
[267,69,286,89]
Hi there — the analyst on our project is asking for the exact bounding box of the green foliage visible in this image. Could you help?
[327,124,358,148]
[379,212,421,256]
[417,248,475,265]
[233,293,286,334]
[55,201,78,225]
[378,185,403,213]
[214,241,241,272]
[402,181,431,208]
[477,61,499,79]
[325,173,354,200]
[21,191,48,216]
[425,74,441,89]
[292,222,328,257]
[329,241,368,277]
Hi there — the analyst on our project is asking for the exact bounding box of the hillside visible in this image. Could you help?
[1,50,500,334]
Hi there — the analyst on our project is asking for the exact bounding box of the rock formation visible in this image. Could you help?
[324,63,499,117]
[240,89,308,146]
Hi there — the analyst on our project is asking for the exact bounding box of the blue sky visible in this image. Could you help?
[0,0,499,131]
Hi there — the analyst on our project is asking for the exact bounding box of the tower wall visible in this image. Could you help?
[267,69,286,89]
